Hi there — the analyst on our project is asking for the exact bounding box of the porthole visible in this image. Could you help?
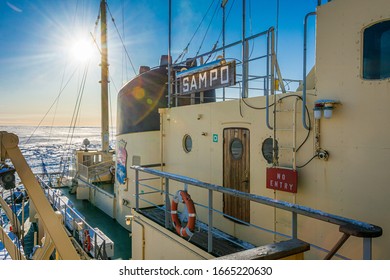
[262,137,278,164]
[183,134,192,153]
[230,138,243,160]
[363,20,390,79]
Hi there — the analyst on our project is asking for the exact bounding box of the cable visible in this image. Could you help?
[59,62,90,176]
[174,0,217,64]
[240,93,312,153]
[106,3,137,76]
[194,0,220,59]
[25,66,80,145]
[297,153,318,168]
[121,0,128,83]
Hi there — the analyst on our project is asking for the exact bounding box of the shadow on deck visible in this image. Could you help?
[139,206,255,257]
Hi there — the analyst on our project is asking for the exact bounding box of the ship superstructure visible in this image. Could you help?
[112,0,388,260]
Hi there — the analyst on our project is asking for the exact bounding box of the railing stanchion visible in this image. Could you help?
[64,203,67,227]
[94,229,98,258]
[208,189,213,253]
[72,217,76,237]
[135,169,139,211]
[165,178,170,229]
[363,238,372,260]
[292,212,297,239]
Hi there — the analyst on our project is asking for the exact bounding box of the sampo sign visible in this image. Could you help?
[176,60,236,95]
[266,167,298,193]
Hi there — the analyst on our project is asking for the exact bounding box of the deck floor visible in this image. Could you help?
[61,188,131,260]
[140,206,255,257]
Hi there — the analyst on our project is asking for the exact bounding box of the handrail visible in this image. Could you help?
[36,176,110,259]
[131,165,382,259]
[78,160,113,181]
[172,27,275,103]
[265,27,274,130]
[302,11,316,130]
[172,29,271,67]
[77,177,115,198]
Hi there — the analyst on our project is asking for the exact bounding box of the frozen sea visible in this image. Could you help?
[0,126,116,176]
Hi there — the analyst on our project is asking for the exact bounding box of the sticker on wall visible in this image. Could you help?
[116,140,128,185]
[213,134,218,143]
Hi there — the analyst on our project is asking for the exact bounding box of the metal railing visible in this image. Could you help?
[78,160,114,182]
[171,27,299,104]
[131,166,382,260]
[37,177,110,259]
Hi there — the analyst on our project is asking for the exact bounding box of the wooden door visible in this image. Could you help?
[223,128,250,223]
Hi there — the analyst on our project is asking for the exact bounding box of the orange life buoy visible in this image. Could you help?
[83,229,91,252]
[171,190,196,238]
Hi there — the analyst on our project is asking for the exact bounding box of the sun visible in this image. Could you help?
[69,38,95,63]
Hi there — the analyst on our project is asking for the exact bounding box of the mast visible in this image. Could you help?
[168,0,172,108]
[100,0,109,152]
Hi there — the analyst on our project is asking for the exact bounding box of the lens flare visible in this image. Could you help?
[70,39,94,63]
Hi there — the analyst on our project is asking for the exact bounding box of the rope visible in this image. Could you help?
[194,0,220,61]
[202,0,237,64]
[174,0,217,64]
[121,0,128,82]
[25,66,80,145]
[59,62,90,176]
[106,3,137,76]
[48,60,70,145]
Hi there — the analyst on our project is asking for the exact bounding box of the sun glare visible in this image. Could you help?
[70,38,95,63]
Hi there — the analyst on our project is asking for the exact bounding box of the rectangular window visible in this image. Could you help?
[363,20,390,79]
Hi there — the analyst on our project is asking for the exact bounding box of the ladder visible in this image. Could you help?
[272,97,299,170]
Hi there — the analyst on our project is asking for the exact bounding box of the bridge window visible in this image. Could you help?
[363,20,390,79]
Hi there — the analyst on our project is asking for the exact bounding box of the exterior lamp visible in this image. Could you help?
[314,99,340,119]
[125,215,133,226]
[323,105,334,119]
[314,104,323,119]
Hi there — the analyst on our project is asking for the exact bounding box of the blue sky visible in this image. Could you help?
[0,0,317,126]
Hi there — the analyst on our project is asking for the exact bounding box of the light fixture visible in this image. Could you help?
[323,106,334,119]
[314,99,341,119]
[313,106,322,119]
[125,215,133,226]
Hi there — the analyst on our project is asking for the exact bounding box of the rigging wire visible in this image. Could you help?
[25,66,80,145]
[174,0,217,64]
[49,62,69,144]
[194,0,221,61]
[106,3,137,76]
[121,0,128,82]
[204,0,237,63]
[59,63,90,176]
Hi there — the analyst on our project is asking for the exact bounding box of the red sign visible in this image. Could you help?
[266,167,298,193]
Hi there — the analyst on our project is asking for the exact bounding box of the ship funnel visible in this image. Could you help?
[139,66,150,74]
[160,55,171,67]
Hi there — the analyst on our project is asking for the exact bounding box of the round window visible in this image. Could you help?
[230,138,243,160]
[262,137,278,164]
[183,134,192,153]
